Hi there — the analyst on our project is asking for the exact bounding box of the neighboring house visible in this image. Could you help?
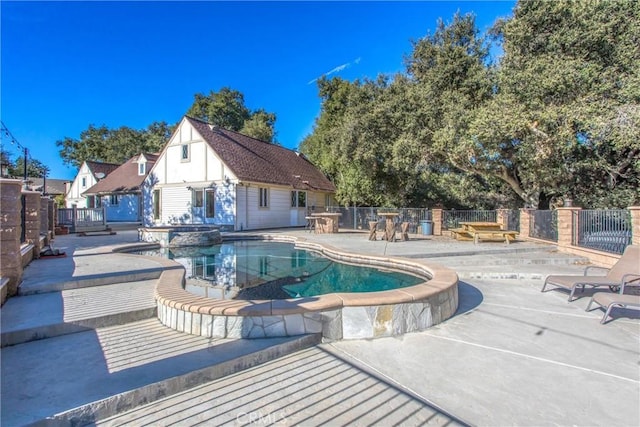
[25,178,70,197]
[143,116,336,230]
[83,153,158,222]
[66,160,120,208]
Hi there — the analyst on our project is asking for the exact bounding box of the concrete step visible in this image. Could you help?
[1,279,157,347]
[95,345,466,427]
[1,318,321,427]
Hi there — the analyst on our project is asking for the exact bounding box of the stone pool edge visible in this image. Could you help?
[114,233,459,341]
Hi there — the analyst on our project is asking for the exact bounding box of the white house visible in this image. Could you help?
[65,160,119,208]
[82,153,158,222]
[143,116,336,230]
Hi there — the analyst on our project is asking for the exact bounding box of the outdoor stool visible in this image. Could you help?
[368,221,378,240]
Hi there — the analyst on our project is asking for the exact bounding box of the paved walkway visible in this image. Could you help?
[1,229,638,426]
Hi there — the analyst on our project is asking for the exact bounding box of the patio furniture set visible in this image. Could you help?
[542,245,640,324]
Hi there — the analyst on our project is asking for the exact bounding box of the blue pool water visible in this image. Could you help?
[138,240,423,300]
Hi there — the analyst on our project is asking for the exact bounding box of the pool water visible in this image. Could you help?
[138,240,423,300]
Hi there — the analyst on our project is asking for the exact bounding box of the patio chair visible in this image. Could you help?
[586,290,640,324]
[541,245,640,301]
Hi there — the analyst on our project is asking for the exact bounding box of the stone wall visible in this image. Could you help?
[0,179,23,300]
[0,180,55,305]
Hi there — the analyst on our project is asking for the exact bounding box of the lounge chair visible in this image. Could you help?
[541,245,640,301]
[586,291,640,324]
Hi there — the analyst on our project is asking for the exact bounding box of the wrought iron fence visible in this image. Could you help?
[506,209,520,232]
[441,210,497,230]
[328,207,431,234]
[529,210,558,242]
[574,209,632,255]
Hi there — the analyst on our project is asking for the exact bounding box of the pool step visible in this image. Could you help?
[1,279,158,347]
[1,319,320,427]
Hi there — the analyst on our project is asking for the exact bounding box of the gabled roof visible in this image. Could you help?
[25,178,70,195]
[85,160,120,179]
[186,116,335,192]
[83,153,158,195]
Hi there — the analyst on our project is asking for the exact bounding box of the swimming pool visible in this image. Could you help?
[123,233,459,340]
[140,241,423,300]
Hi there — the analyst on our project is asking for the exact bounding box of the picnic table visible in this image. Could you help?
[377,212,400,242]
[311,212,341,233]
[451,221,518,244]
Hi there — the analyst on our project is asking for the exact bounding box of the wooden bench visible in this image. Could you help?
[450,228,474,241]
[471,230,518,244]
[453,222,519,244]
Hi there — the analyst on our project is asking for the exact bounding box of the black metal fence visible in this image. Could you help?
[529,210,558,242]
[442,209,497,230]
[574,209,632,255]
[331,207,431,234]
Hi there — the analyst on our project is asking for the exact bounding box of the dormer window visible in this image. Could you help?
[138,162,145,175]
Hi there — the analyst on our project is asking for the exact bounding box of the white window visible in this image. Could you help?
[81,177,87,188]
[153,189,161,220]
[205,189,215,218]
[291,191,306,208]
[193,189,203,208]
[138,162,145,175]
[110,194,119,205]
[181,144,190,162]
[259,188,269,208]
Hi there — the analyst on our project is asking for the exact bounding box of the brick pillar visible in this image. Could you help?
[432,208,443,236]
[496,209,510,230]
[629,206,640,246]
[48,199,56,236]
[556,207,581,248]
[0,179,24,297]
[519,208,532,240]
[23,191,42,247]
[40,197,49,235]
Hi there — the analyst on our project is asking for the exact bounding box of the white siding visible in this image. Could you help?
[160,186,192,224]
[66,162,97,208]
[144,117,334,231]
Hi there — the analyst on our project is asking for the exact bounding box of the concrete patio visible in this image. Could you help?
[1,229,638,426]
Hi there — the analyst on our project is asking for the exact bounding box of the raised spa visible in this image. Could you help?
[125,234,459,340]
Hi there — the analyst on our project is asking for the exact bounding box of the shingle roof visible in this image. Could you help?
[26,178,69,195]
[86,160,120,179]
[186,117,335,192]
[83,153,158,195]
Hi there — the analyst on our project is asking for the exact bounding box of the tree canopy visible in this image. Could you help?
[186,87,277,143]
[57,87,277,169]
[56,121,173,169]
[301,0,640,209]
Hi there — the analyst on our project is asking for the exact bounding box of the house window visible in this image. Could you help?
[95,196,102,208]
[138,162,145,175]
[81,177,87,188]
[259,188,269,208]
[193,189,203,208]
[110,195,119,205]
[205,189,215,218]
[291,191,306,208]
[153,189,161,220]
[181,144,190,162]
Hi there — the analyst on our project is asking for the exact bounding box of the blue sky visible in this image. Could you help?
[1,1,516,180]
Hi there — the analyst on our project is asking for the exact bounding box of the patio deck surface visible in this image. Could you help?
[1,228,638,426]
